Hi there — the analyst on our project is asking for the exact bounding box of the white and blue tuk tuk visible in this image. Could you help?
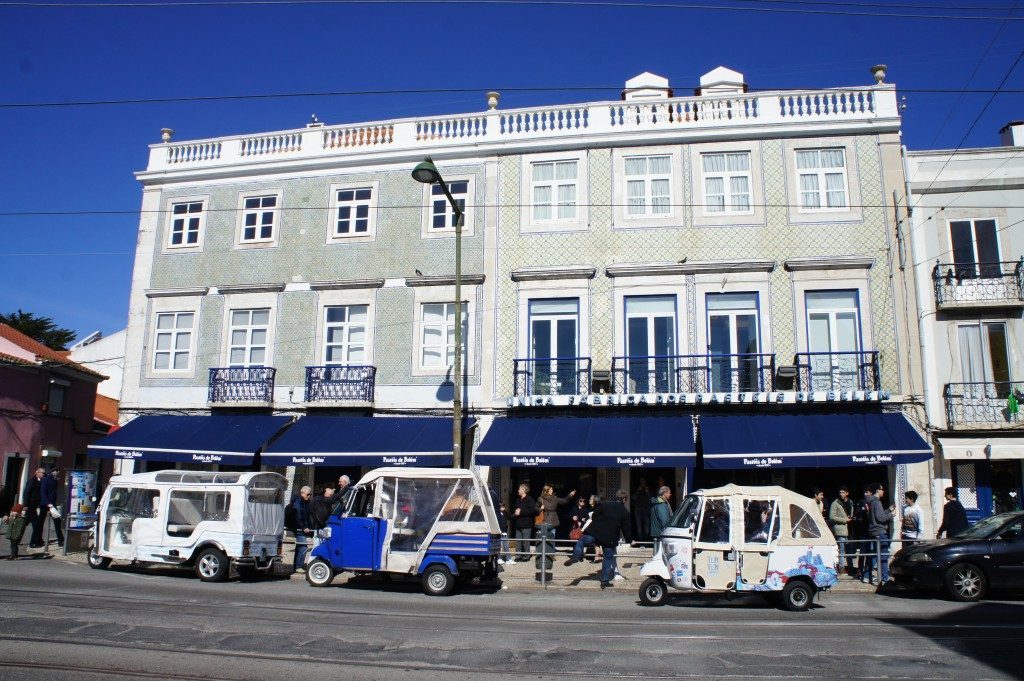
[304,467,501,595]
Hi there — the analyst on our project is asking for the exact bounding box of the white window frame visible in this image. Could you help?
[521,150,589,233]
[224,306,273,368]
[163,195,208,252]
[328,181,379,243]
[322,304,370,365]
[701,151,754,216]
[411,285,476,377]
[795,147,849,212]
[420,175,475,239]
[152,311,196,372]
[612,146,685,229]
[783,138,861,224]
[235,191,281,247]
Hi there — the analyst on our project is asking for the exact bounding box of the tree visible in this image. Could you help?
[0,309,77,351]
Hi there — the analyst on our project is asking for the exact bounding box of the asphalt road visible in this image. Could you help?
[1,557,1022,681]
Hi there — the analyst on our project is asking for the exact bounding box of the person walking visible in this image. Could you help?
[3,504,27,559]
[510,484,537,562]
[287,486,313,572]
[587,490,631,589]
[536,485,576,542]
[632,479,651,541]
[40,468,65,549]
[864,483,894,586]
[829,486,854,575]
[24,468,45,549]
[649,486,673,542]
[901,490,923,543]
[937,487,969,538]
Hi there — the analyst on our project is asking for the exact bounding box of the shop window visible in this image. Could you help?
[789,504,822,539]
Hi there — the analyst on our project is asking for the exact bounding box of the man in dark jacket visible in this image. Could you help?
[40,468,65,548]
[289,486,313,571]
[578,490,631,589]
[937,487,969,538]
[864,483,894,585]
[24,468,45,548]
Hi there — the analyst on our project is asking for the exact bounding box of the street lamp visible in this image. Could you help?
[412,157,465,469]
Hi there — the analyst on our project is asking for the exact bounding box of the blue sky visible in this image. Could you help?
[0,1,1021,342]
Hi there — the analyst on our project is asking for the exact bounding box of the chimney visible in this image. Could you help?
[622,72,672,101]
[697,66,747,96]
[1000,121,1024,147]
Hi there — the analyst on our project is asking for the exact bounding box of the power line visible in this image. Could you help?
[2,0,1022,21]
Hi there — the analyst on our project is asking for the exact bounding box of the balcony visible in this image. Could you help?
[208,367,275,405]
[944,382,1024,429]
[305,365,376,404]
[611,353,775,394]
[514,357,592,397]
[932,258,1024,310]
[795,351,880,392]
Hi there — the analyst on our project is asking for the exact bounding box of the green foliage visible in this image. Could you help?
[0,309,77,351]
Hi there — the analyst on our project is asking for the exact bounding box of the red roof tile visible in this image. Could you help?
[94,394,119,427]
[0,323,107,379]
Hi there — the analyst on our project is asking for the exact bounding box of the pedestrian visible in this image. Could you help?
[24,468,45,549]
[863,482,894,586]
[307,484,335,548]
[510,483,537,561]
[588,490,631,589]
[564,497,600,568]
[649,485,673,542]
[937,487,969,538]
[901,490,922,542]
[2,504,27,559]
[40,468,65,549]
[496,499,512,564]
[287,486,313,572]
[828,485,854,575]
[812,487,825,517]
[632,479,651,541]
[850,486,873,578]
[536,485,576,542]
[569,496,590,540]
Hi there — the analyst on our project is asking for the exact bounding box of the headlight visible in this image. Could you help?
[906,552,932,563]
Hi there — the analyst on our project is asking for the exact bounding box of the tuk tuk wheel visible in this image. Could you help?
[194,547,230,582]
[639,578,669,607]
[305,559,335,587]
[781,580,814,612]
[422,564,455,596]
[87,546,111,570]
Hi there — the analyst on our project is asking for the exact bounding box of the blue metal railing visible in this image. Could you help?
[305,365,376,403]
[611,353,775,394]
[208,367,275,403]
[794,350,879,392]
[513,357,592,397]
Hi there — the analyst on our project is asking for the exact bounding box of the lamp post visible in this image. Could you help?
[412,157,465,469]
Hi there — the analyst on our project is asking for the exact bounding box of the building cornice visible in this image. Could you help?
[145,287,209,298]
[213,283,287,294]
[511,266,597,282]
[405,274,486,287]
[606,260,776,277]
[784,256,874,271]
[309,278,386,291]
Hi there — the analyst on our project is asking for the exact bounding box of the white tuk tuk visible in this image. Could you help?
[87,471,287,582]
[639,484,838,611]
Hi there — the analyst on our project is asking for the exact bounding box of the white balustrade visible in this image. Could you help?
[239,132,302,157]
[322,124,395,149]
[415,115,488,141]
[779,90,875,118]
[499,106,588,135]
[166,141,222,164]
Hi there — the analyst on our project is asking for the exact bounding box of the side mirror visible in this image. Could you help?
[999,531,1020,542]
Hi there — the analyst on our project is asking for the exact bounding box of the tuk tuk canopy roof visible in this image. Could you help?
[356,467,477,485]
[108,471,286,489]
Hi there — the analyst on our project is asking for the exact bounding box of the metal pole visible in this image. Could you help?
[541,529,547,589]
[452,210,463,469]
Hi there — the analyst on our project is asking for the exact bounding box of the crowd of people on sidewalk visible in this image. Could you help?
[0,468,67,558]
[285,474,354,573]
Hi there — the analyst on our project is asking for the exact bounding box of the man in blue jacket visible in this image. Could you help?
[40,468,65,549]
[649,486,673,543]
[289,486,313,572]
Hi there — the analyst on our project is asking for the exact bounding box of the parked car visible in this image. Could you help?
[638,484,838,611]
[87,471,287,582]
[890,511,1024,601]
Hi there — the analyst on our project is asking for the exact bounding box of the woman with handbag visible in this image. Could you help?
[536,485,576,543]
[510,484,537,562]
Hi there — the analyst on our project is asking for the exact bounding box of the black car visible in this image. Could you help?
[890,511,1024,601]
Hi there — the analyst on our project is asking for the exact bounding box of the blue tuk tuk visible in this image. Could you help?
[304,467,502,595]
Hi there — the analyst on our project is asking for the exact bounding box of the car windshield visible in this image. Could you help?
[955,514,1019,539]
[668,495,700,529]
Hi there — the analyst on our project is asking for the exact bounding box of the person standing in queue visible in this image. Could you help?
[510,484,537,562]
[24,468,45,549]
[632,479,651,541]
[288,486,313,573]
[829,486,854,575]
[937,487,969,538]
[536,485,576,542]
[649,485,673,544]
[587,490,631,590]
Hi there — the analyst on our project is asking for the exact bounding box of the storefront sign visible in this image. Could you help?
[66,469,98,531]
[507,390,892,408]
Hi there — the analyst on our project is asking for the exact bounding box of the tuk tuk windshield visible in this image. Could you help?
[383,477,479,552]
[667,494,701,530]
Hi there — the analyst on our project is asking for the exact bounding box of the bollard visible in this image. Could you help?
[541,533,547,589]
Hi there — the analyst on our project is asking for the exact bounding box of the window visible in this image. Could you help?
[430,180,468,230]
[702,152,751,213]
[168,201,204,248]
[47,380,68,416]
[950,219,1001,278]
[239,194,278,243]
[624,155,672,216]
[531,160,578,222]
[153,311,194,371]
[796,148,847,209]
[166,490,231,537]
[419,302,467,369]
[697,498,731,544]
[625,296,677,393]
[333,187,374,236]
[229,308,270,366]
[529,298,580,396]
[806,290,861,354]
[707,293,760,392]
[744,500,779,544]
[958,322,1011,397]
[324,305,367,364]
[789,504,823,539]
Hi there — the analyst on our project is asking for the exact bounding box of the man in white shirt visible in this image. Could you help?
[901,490,922,542]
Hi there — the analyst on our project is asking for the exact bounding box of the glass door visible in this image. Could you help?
[950,219,1001,279]
[805,290,862,390]
[625,296,677,393]
[707,293,760,392]
[958,322,1011,399]
[529,299,579,395]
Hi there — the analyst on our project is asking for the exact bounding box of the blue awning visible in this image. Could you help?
[261,416,461,467]
[700,413,932,469]
[88,414,293,465]
[474,416,696,467]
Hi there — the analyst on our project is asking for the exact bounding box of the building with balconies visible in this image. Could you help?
[98,64,931,528]
[907,123,1024,525]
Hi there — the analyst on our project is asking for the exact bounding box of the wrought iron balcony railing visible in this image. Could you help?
[794,351,879,392]
[513,357,592,397]
[944,381,1024,429]
[305,365,376,403]
[932,258,1024,308]
[611,353,776,394]
[208,367,275,404]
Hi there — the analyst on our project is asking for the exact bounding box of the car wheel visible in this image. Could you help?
[945,563,987,602]
[422,564,455,596]
[87,545,111,570]
[639,578,669,607]
[305,558,335,587]
[194,547,230,582]
[781,580,814,612]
